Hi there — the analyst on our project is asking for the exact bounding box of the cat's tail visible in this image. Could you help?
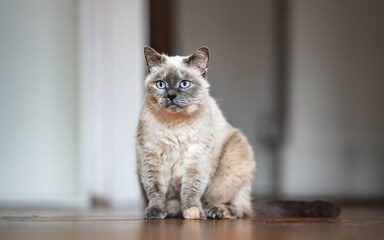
[253,200,341,217]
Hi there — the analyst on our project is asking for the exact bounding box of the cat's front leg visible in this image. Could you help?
[140,154,170,219]
[181,157,210,220]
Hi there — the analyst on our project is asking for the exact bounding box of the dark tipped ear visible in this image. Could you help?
[144,46,165,72]
[185,47,209,77]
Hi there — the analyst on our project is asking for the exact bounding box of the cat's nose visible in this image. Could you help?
[167,93,177,101]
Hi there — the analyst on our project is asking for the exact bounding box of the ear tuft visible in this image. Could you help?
[144,46,165,72]
[185,47,209,77]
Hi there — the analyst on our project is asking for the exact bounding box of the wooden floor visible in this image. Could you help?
[1,206,384,240]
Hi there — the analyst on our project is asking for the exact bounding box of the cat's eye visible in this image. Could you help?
[156,81,166,89]
[179,80,191,88]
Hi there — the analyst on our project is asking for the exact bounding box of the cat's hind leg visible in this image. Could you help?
[230,185,253,217]
[206,204,233,219]
[203,130,255,218]
[205,188,252,219]
[206,185,253,219]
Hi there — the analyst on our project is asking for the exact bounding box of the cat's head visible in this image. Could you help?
[143,46,210,115]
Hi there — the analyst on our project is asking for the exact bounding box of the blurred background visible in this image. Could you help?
[0,0,383,209]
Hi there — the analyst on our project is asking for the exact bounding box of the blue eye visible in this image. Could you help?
[156,81,166,89]
[179,80,191,88]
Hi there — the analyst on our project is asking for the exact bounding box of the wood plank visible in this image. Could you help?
[1,207,384,240]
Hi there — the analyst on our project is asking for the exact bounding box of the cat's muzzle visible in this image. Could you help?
[167,104,182,112]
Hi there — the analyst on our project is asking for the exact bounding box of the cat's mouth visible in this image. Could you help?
[167,104,182,112]
[161,99,185,113]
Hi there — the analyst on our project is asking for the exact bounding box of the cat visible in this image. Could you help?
[136,46,341,219]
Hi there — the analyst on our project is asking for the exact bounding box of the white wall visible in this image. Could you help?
[0,0,81,205]
[281,0,384,198]
[80,0,147,206]
[0,0,148,207]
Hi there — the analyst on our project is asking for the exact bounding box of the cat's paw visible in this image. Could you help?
[207,205,232,219]
[183,206,206,220]
[145,206,167,219]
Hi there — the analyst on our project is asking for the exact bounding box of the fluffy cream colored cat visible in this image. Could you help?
[136,46,255,219]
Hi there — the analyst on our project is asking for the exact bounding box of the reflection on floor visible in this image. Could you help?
[1,205,383,240]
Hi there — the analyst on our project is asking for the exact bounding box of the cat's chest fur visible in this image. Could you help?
[140,117,211,186]
[144,118,203,149]
[154,125,198,161]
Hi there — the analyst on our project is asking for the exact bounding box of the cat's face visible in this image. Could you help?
[144,47,210,115]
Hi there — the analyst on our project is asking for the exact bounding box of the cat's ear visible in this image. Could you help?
[185,47,209,77]
[144,46,165,72]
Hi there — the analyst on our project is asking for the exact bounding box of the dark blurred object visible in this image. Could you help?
[150,0,174,55]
